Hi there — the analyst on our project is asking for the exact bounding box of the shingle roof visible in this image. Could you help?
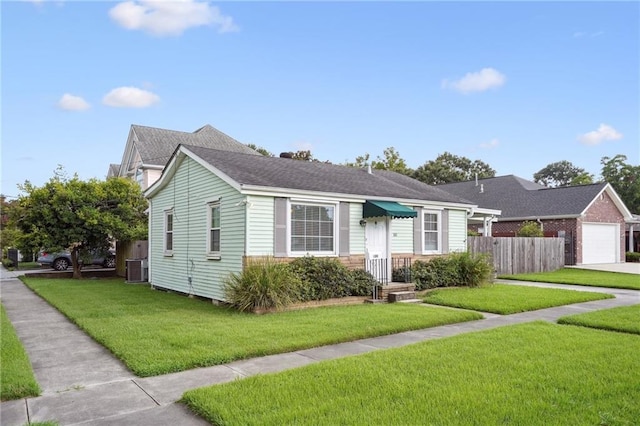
[183,145,473,204]
[437,175,608,219]
[107,163,120,177]
[132,124,259,166]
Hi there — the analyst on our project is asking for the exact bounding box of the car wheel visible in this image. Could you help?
[53,258,70,271]
[104,257,116,268]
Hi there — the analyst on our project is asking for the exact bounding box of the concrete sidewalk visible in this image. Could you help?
[1,269,639,426]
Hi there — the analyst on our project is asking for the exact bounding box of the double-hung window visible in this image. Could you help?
[290,202,336,255]
[207,202,221,258]
[423,210,441,253]
[164,209,174,255]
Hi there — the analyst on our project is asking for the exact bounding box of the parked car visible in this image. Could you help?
[37,249,116,271]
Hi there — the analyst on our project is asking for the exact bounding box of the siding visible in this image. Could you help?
[350,203,365,255]
[391,218,414,253]
[246,195,274,256]
[149,156,245,301]
[448,209,468,252]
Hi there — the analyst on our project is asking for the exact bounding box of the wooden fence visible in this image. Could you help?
[114,240,148,278]
[468,237,564,275]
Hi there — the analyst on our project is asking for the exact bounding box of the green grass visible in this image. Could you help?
[0,304,41,401]
[21,277,482,377]
[499,268,640,290]
[558,304,640,335]
[182,322,640,425]
[422,283,612,314]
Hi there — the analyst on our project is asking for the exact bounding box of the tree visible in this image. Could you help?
[601,155,640,213]
[247,143,273,157]
[344,147,413,176]
[413,152,496,185]
[516,221,544,237]
[15,168,148,278]
[533,160,593,187]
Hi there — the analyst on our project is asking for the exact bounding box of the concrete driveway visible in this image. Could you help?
[568,262,640,274]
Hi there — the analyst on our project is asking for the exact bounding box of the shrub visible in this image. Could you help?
[224,258,302,312]
[516,221,543,237]
[289,256,378,301]
[626,252,640,263]
[349,269,378,297]
[454,251,493,287]
[412,252,493,290]
[392,265,412,283]
[2,258,15,269]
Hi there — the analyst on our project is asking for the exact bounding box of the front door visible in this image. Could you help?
[365,218,388,282]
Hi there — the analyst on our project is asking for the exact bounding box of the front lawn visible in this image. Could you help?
[0,304,41,401]
[182,322,640,425]
[499,268,640,290]
[21,277,482,376]
[422,283,611,314]
[558,304,640,335]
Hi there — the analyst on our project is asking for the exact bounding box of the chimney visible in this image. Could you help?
[367,164,372,174]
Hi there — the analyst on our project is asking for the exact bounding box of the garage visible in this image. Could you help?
[582,223,619,264]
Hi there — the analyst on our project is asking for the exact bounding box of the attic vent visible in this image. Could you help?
[279,152,293,159]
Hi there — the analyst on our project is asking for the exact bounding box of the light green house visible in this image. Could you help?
[145,144,494,302]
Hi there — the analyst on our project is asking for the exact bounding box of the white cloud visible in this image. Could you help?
[442,68,506,94]
[109,0,238,37]
[578,124,623,146]
[480,138,500,149]
[102,86,160,108]
[58,93,90,111]
[573,30,604,39]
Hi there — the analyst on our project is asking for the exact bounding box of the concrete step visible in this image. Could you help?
[397,298,423,304]
[388,291,416,303]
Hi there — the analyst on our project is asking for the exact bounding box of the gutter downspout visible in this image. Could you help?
[536,218,544,234]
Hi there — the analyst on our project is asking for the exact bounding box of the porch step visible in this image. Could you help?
[397,298,423,304]
[388,291,417,303]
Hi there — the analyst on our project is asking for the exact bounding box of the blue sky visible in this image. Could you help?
[2,1,638,198]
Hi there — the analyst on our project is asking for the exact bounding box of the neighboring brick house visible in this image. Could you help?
[438,175,634,265]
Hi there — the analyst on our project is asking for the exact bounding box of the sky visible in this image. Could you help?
[2,1,639,199]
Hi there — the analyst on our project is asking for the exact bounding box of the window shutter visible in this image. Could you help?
[441,209,449,254]
[413,206,422,254]
[339,202,350,256]
[274,198,287,257]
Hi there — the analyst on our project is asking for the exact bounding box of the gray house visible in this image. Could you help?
[109,124,259,190]
[144,145,492,302]
[439,175,633,264]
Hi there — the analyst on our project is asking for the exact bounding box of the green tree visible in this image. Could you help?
[247,143,273,157]
[413,152,496,185]
[15,168,148,278]
[601,155,640,213]
[516,221,544,237]
[533,160,593,187]
[345,147,413,176]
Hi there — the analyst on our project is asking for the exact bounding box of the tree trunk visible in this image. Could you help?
[70,248,83,279]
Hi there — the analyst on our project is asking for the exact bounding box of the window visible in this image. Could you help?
[207,202,221,257]
[290,203,335,254]
[164,209,174,255]
[423,210,441,253]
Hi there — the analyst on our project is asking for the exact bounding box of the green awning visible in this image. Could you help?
[363,200,417,219]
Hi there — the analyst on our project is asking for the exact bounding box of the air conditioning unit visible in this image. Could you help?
[126,259,148,283]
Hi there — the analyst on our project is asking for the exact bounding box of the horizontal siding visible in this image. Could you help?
[448,209,467,252]
[350,203,365,255]
[246,195,274,256]
[149,156,244,301]
[391,218,414,253]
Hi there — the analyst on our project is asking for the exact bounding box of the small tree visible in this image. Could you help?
[15,168,148,278]
[516,221,544,237]
[413,152,496,185]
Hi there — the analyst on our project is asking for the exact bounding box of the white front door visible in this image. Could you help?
[365,218,388,282]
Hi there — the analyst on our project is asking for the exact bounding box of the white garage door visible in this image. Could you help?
[582,223,618,264]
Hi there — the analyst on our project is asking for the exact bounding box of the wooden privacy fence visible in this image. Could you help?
[115,240,148,278]
[468,237,564,275]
